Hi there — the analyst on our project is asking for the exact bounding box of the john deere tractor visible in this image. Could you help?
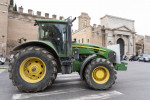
[8,17,127,92]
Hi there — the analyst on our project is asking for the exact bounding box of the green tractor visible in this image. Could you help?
[8,17,127,92]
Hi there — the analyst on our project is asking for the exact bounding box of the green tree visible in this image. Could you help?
[13,4,17,11]
[10,0,14,6]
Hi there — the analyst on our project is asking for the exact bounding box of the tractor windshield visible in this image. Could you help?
[39,23,67,55]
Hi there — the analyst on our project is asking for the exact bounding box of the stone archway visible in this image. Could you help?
[117,38,124,58]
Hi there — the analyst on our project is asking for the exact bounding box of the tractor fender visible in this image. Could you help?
[80,54,97,80]
[12,41,61,69]
[13,41,58,56]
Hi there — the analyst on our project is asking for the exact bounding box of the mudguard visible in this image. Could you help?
[80,54,97,80]
[12,41,60,66]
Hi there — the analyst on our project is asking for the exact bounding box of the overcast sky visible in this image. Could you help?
[14,0,150,36]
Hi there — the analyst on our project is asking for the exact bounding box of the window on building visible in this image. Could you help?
[82,38,84,43]
[92,27,94,31]
[87,39,89,43]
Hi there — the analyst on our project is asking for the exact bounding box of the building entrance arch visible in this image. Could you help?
[117,38,124,59]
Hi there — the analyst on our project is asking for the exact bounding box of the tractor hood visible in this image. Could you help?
[72,42,117,63]
[72,42,114,53]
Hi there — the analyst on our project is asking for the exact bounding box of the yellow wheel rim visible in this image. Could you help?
[92,66,110,84]
[19,57,46,83]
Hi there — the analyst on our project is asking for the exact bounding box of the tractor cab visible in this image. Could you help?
[35,19,72,57]
[36,20,68,56]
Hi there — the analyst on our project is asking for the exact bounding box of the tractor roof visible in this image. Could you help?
[35,19,68,24]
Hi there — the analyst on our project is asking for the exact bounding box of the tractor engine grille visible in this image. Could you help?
[108,52,116,63]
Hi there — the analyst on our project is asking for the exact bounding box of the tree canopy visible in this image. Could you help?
[13,4,17,11]
[10,0,14,6]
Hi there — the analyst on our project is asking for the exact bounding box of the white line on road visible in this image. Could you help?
[68,90,123,100]
[54,80,81,86]
[12,88,86,100]
[0,69,6,74]
[56,76,80,81]
[57,72,79,77]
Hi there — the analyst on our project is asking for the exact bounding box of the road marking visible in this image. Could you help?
[57,72,79,77]
[56,76,80,81]
[68,90,123,100]
[54,80,81,86]
[12,88,86,100]
[0,69,6,74]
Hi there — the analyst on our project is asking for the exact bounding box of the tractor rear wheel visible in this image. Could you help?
[84,58,116,90]
[8,46,57,92]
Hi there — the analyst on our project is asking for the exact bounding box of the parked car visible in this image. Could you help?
[138,56,144,61]
[138,53,149,62]
[0,55,6,65]
[143,55,150,62]
[129,55,139,61]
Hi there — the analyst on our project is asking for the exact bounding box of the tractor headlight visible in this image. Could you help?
[108,52,116,63]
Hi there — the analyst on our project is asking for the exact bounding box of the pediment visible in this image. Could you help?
[113,26,132,32]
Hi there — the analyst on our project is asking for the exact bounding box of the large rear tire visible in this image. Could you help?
[84,58,116,90]
[8,46,57,92]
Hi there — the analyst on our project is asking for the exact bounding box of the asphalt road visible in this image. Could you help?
[0,61,150,100]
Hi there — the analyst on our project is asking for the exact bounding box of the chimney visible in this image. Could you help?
[37,11,41,17]
[9,5,13,11]
[28,9,33,15]
[59,16,63,20]
[19,7,23,13]
[52,14,56,19]
[45,13,49,18]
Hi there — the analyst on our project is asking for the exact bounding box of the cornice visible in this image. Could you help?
[101,15,134,22]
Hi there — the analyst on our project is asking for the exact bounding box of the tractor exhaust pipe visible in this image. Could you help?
[71,17,76,23]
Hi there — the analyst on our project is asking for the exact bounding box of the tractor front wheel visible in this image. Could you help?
[84,58,116,90]
[8,47,57,92]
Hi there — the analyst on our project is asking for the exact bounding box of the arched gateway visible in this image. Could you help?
[117,38,124,59]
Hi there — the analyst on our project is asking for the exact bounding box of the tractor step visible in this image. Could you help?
[61,65,72,74]
[61,61,72,66]
[61,60,72,74]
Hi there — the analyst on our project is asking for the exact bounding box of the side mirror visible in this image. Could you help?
[74,48,79,60]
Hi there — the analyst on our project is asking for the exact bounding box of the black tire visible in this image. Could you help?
[8,46,58,92]
[84,58,117,90]
[52,73,58,83]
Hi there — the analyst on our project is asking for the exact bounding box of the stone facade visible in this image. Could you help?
[0,0,9,57]
[101,15,136,57]
[135,34,144,55]
[73,13,136,57]
[144,35,150,54]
